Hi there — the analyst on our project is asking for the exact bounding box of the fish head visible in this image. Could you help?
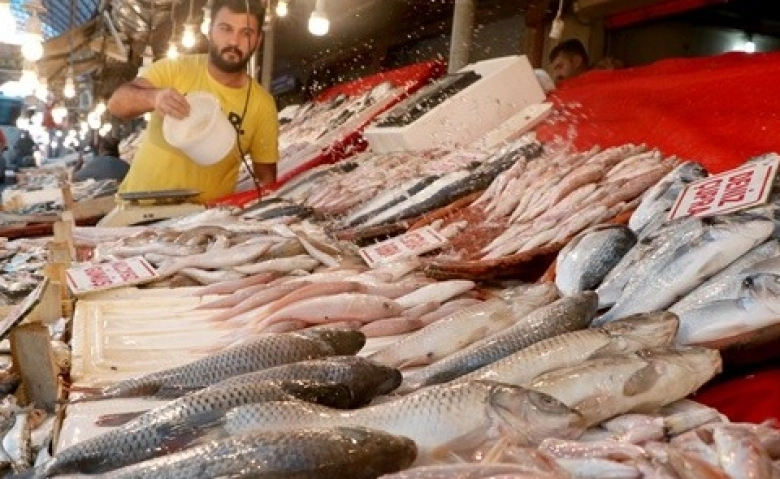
[703,214,774,243]
[279,380,357,409]
[296,329,367,355]
[602,311,679,351]
[327,356,403,402]
[486,381,586,446]
[638,347,723,390]
[741,272,780,299]
[676,162,708,183]
[332,426,418,475]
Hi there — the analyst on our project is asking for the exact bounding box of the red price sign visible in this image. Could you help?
[67,257,158,295]
[359,226,449,268]
[669,155,779,220]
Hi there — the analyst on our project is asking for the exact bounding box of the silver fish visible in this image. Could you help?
[69,329,366,402]
[456,311,678,387]
[555,224,637,296]
[529,347,722,426]
[98,427,417,479]
[595,214,774,325]
[224,381,586,462]
[670,240,780,314]
[629,162,708,237]
[367,299,517,369]
[676,272,780,347]
[399,292,598,392]
[33,381,354,477]
[378,462,568,478]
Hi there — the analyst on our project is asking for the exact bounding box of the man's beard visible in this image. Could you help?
[209,44,252,73]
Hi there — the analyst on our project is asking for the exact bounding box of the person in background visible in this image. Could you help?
[107,0,278,203]
[549,39,590,83]
[72,136,130,182]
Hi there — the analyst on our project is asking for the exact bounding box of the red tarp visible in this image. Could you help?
[536,50,780,174]
[538,51,780,425]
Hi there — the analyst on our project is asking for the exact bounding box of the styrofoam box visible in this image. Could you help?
[364,55,546,152]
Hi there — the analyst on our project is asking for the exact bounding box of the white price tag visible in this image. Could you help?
[66,257,159,295]
[359,226,448,268]
[668,155,779,220]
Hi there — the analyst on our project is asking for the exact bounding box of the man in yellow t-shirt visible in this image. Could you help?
[107,0,278,204]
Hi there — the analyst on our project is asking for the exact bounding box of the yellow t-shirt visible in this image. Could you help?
[119,54,279,203]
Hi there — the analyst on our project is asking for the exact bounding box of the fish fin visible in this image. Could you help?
[623,363,661,397]
[430,427,493,461]
[94,410,146,427]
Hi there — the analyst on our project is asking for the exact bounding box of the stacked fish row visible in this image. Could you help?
[0,238,49,306]
[192,262,538,343]
[258,138,543,231]
[42,292,728,478]
[95,208,361,287]
[384,414,780,478]
[556,155,780,351]
[28,328,581,478]
[278,82,401,162]
[467,144,675,259]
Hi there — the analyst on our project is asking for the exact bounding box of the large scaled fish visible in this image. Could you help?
[398,292,598,392]
[96,427,417,479]
[529,347,722,426]
[30,381,354,477]
[223,380,586,463]
[677,272,780,348]
[68,329,366,402]
[555,224,637,296]
[455,311,678,387]
[594,213,774,325]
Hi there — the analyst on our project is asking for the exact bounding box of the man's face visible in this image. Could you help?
[550,53,583,83]
[208,7,261,74]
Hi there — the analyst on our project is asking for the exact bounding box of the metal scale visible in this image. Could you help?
[96,189,205,227]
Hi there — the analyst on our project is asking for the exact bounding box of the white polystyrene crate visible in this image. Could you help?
[364,55,545,152]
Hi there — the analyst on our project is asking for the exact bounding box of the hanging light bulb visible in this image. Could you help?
[63,70,76,99]
[19,68,39,96]
[181,23,197,49]
[0,0,16,38]
[276,0,289,18]
[308,0,329,36]
[167,40,179,59]
[200,0,212,35]
[21,11,45,61]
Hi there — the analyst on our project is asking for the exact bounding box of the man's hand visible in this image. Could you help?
[154,89,190,119]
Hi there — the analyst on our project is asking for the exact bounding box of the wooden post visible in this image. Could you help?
[10,323,59,412]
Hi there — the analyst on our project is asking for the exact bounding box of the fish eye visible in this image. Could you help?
[529,390,570,413]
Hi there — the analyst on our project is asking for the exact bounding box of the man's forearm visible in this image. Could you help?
[107,82,159,120]
[253,162,277,186]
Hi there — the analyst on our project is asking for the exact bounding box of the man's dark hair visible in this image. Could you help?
[210,0,265,29]
[549,39,589,65]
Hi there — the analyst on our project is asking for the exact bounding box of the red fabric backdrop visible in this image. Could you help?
[536,51,780,174]
[538,51,780,425]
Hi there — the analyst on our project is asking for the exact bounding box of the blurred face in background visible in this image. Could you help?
[208,7,261,74]
[551,52,586,83]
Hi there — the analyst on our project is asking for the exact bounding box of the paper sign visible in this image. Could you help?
[359,226,448,268]
[66,257,159,295]
[668,155,779,220]
[0,278,47,341]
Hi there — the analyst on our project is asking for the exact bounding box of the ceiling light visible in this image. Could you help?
[167,41,179,59]
[21,12,44,61]
[200,1,212,35]
[181,23,198,49]
[0,0,16,38]
[308,1,329,36]
[276,0,288,18]
[744,40,756,53]
[63,75,76,99]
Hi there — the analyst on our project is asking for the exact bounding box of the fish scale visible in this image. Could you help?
[97,427,417,479]
[224,381,585,455]
[32,381,353,477]
[399,292,598,392]
[74,329,366,402]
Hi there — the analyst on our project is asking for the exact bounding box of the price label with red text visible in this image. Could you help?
[359,226,448,268]
[66,257,159,295]
[668,155,779,220]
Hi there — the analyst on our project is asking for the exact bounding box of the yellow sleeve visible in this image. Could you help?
[140,57,177,88]
[249,87,280,165]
